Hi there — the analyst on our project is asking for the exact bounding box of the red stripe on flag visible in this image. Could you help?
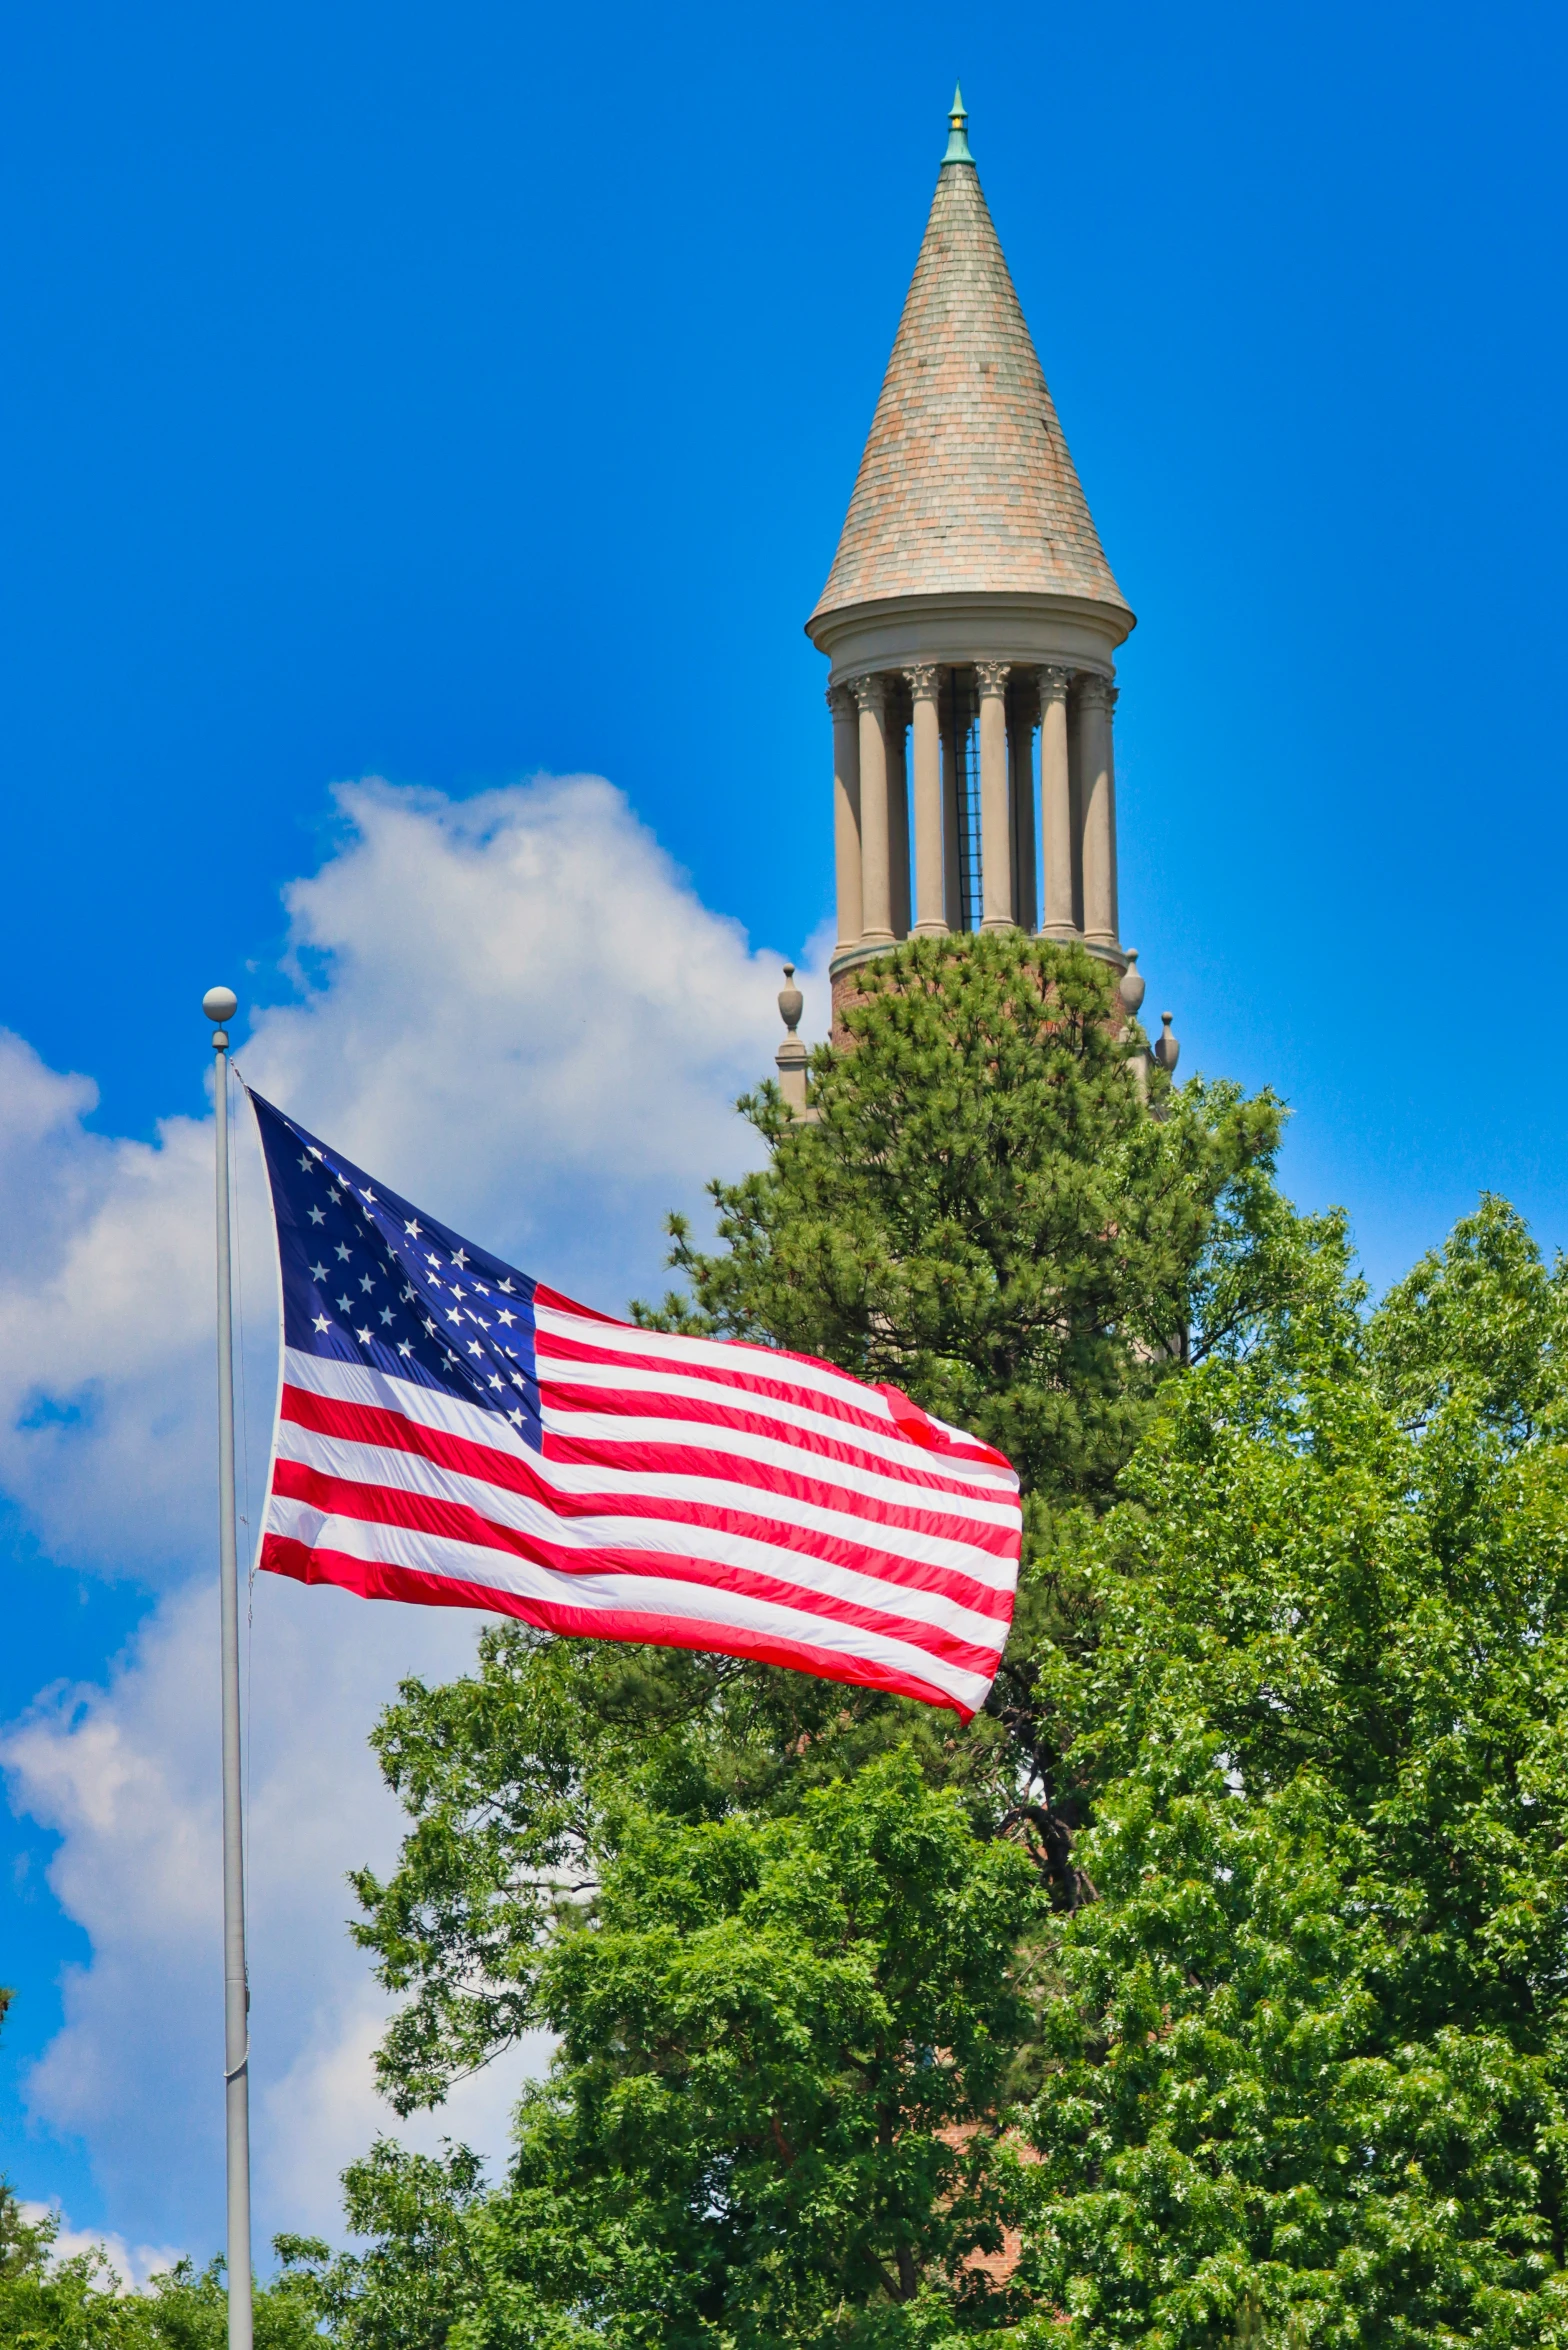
[278,1384,1017,1597]
[268,1458,1007,1676]
[532,1299,1012,1473]
[536,1425,1014,1548]
[537,1374,995,1504]
[536,1325,1003,1475]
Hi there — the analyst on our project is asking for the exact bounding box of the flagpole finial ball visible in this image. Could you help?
[203,986,238,1025]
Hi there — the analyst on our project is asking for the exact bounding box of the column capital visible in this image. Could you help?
[1076,669,1117,711]
[1037,664,1073,708]
[826,683,854,718]
[975,660,1011,699]
[902,663,941,703]
[849,672,889,715]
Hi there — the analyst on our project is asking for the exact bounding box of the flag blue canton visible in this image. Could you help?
[247,1088,542,1450]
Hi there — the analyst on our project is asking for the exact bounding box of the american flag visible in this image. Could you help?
[248,1089,1022,1718]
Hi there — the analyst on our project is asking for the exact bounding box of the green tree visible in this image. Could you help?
[1014,1198,1568,2344]
[0,2189,131,2350]
[0,2186,325,2350]
[274,2144,486,2350]
[351,936,1293,2117]
[0,1981,323,2350]
[457,1750,1040,2348]
[341,930,1322,2343]
[347,1191,1568,2343]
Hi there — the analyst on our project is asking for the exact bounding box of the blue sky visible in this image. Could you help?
[1,0,1566,2264]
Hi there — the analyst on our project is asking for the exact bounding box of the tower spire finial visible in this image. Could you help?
[942,82,974,167]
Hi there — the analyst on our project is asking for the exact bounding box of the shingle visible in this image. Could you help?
[810,159,1129,622]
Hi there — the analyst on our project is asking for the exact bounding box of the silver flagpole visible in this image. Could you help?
[204,985,253,2350]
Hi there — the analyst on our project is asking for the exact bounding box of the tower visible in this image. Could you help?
[806,90,1141,1025]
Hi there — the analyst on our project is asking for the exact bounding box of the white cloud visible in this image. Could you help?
[246,775,819,1295]
[0,1047,217,1574]
[19,2202,184,2294]
[5,1572,535,2243]
[257,1981,550,2234]
[0,771,830,2253]
[0,772,827,1581]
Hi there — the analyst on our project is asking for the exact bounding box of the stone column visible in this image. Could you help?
[852,674,895,948]
[1106,686,1121,948]
[940,678,963,931]
[1067,686,1084,931]
[976,661,1013,931]
[1009,688,1038,933]
[1038,666,1076,938]
[1078,672,1119,950]
[829,686,862,954]
[904,665,946,935]
[887,693,911,939]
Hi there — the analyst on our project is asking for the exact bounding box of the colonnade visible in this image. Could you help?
[830,662,1120,962]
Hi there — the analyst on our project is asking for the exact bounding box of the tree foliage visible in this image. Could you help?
[349,1156,1568,2342]
[32,940,1568,2343]
[635,932,1285,1513]
[1015,1197,1568,2343]
[455,1753,1041,2347]
[0,2186,324,2350]
[273,2144,487,2350]
[350,935,1292,2122]
[337,938,1353,2342]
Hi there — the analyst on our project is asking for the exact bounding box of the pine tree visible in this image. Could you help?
[338,934,1314,2342]
[636,932,1285,1514]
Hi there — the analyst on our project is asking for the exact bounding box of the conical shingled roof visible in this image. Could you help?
[810,144,1129,625]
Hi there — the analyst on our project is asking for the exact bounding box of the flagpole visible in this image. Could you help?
[204,985,252,2350]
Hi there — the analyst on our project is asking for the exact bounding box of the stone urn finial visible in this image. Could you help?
[1117,949,1145,1019]
[775,965,810,1118]
[1153,1011,1180,1075]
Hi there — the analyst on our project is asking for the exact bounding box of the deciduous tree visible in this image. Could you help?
[1017,1200,1568,2342]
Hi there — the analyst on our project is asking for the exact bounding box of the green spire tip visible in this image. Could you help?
[942,81,974,167]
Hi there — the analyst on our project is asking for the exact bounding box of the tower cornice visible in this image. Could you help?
[808,589,1132,686]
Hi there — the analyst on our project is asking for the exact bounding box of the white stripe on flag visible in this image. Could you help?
[273,1419,1010,1653]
